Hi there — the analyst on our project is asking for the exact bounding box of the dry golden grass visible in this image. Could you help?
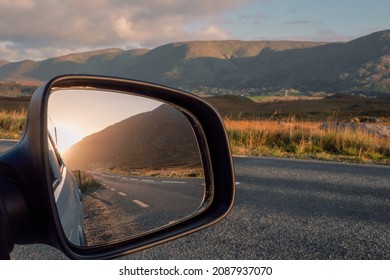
[225,118,390,164]
[0,109,27,139]
[1,105,388,165]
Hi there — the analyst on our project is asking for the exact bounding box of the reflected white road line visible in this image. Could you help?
[141,179,155,183]
[133,199,149,208]
[118,192,126,197]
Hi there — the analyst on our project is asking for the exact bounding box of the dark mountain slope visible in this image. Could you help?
[63,104,202,171]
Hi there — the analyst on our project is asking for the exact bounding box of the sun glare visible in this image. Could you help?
[48,89,162,154]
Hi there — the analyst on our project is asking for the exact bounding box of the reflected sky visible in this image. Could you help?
[48,89,162,153]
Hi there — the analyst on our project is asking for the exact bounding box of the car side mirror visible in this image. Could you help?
[0,75,235,259]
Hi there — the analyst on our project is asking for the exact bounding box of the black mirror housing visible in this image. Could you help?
[0,75,235,259]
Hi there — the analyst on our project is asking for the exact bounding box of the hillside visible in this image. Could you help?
[62,104,202,172]
[205,94,390,121]
[0,30,389,95]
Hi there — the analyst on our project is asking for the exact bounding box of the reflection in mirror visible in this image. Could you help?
[48,89,205,247]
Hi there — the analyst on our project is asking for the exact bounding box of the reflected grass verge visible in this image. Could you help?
[72,170,101,193]
[103,165,204,178]
[225,118,390,165]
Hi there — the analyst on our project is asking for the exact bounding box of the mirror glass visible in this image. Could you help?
[48,89,206,247]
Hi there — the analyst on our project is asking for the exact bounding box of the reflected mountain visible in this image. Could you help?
[62,104,202,173]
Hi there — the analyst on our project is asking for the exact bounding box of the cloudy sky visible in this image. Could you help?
[0,0,388,61]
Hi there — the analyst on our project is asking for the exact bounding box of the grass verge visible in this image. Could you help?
[1,107,388,165]
[103,165,204,178]
[0,108,27,139]
[225,118,390,165]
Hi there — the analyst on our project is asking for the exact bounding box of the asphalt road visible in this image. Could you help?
[0,139,19,153]
[11,156,390,259]
[82,172,205,246]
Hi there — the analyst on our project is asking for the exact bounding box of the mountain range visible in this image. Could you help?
[1,30,389,96]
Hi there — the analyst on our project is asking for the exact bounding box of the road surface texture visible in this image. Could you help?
[11,157,390,259]
[82,172,204,246]
[0,139,19,153]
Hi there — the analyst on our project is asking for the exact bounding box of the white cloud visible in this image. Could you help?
[195,25,230,40]
[114,17,136,39]
[0,0,247,61]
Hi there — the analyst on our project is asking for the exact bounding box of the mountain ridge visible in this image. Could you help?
[1,29,389,95]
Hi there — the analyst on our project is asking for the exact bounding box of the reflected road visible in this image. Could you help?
[83,172,204,245]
